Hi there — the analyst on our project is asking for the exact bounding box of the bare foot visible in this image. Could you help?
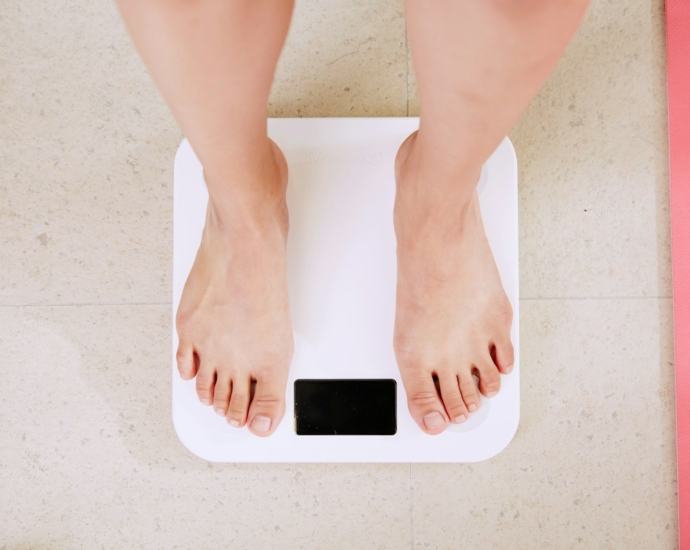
[175,139,293,437]
[393,131,514,435]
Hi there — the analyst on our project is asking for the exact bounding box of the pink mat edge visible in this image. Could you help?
[666,1,689,547]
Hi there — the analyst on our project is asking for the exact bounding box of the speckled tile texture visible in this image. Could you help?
[271,0,407,117]
[0,0,676,548]
[511,0,671,300]
[0,1,179,305]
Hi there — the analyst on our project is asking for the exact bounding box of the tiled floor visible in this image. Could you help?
[0,0,677,548]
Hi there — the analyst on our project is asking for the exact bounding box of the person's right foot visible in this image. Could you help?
[175,138,294,437]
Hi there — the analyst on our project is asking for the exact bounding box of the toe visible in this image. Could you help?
[491,337,515,374]
[176,342,197,381]
[227,376,251,428]
[247,375,286,437]
[458,372,482,412]
[195,366,216,406]
[212,374,231,417]
[475,357,501,398]
[437,372,468,424]
[402,371,449,435]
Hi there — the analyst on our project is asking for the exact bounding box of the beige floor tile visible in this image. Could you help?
[514,0,670,299]
[411,298,677,549]
[407,0,670,299]
[0,305,411,549]
[271,0,407,117]
[0,0,180,305]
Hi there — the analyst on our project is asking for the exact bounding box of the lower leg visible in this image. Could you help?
[396,0,589,434]
[407,0,590,188]
[117,0,295,436]
[117,0,294,207]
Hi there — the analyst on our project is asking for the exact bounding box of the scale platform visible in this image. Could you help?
[172,117,520,462]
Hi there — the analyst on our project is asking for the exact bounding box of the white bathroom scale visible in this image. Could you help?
[172,117,519,463]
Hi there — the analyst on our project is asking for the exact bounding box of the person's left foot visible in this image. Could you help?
[393,131,515,435]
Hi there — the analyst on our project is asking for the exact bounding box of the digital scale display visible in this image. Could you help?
[294,379,397,435]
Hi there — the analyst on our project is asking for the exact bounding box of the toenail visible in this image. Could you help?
[468,404,478,412]
[251,415,271,432]
[486,391,498,398]
[214,408,225,416]
[453,415,467,424]
[228,419,240,428]
[423,412,445,430]
[505,364,513,374]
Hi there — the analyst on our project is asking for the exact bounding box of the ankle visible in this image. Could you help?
[207,193,287,236]
[204,135,286,192]
[203,139,289,235]
[396,130,483,203]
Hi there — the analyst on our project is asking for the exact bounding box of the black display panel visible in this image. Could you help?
[294,379,397,436]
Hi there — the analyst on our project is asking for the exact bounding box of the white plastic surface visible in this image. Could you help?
[172,117,519,462]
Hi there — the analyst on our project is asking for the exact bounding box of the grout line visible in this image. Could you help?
[0,296,672,308]
[520,295,672,301]
[0,301,171,308]
[409,463,415,550]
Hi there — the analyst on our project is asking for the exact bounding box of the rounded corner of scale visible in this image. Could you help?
[479,407,521,462]
[171,409,217,463]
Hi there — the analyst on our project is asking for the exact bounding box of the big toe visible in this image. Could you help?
[247,375,287,437]
[402,370,450,435]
